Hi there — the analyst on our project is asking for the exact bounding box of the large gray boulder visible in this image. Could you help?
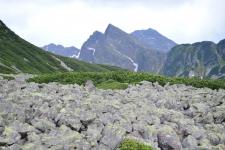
[157,126,182,150]
[101,124,126,149]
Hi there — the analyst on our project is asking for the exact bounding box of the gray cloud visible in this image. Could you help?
[0,0,225,48]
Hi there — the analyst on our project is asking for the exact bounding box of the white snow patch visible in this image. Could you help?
[114,50,139,72]
[71,50,81,59]
[70,55,76,58]
[127,57,139,72]
[147,37,155,40]
[52,56,73,71]
[87,47,96,56]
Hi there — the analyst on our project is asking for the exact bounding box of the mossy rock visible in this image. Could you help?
[119,139,154,150]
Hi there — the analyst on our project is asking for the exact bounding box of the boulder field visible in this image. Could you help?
[0,76,225,150]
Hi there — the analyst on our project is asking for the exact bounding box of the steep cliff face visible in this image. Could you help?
[79,24,166,72]
[162,40,225,78]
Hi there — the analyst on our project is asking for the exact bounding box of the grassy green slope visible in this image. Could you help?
[0,20,123,74]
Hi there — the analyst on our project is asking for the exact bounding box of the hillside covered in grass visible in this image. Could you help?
[0,20,123,74]
[28,71,225,90]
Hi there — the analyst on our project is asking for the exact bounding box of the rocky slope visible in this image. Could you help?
[0,76,225,150]
[42,44,80,58]
[162,40,225,78]
[79,24,166,72]
[131,28,177,53]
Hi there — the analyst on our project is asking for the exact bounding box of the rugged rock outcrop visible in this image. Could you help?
[0,77,225,149]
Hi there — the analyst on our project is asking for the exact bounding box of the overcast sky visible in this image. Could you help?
[0,0,225,48]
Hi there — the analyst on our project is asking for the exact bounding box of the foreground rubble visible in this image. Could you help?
[0,77,225,150]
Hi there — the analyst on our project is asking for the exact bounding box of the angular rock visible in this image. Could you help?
[101,124,126,149]
[85,80,95,92]
[157,126,182,150]
[182,135,197,149]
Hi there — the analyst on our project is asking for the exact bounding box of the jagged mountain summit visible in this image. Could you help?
[131,28,177,53]
[0,20,123,74]
[79,24,166,72]
[162,39,225,78]
[42,43,80,58]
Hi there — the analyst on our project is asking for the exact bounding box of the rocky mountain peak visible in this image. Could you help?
[91,31,104,39]
[84,31,105,45]
[104,24,126,37]
[131,28,177,53]
[105,24,118,32]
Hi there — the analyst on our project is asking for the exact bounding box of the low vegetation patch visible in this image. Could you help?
[28,71,225,90]
[1,75,15,81]
[97,80,128,90]
[119,139,154,150]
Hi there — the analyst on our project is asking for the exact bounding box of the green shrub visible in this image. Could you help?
[119,139,154,150]
[28,71,225,90]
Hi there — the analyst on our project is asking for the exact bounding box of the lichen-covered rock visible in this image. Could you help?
[182,135,197,149]
[0,127,21,145]
[41,125,83,149]
[0,78,224,149]
[32,118,55,133]
[85,80,96,92]
[101,124,126,149]
[157,125,182,150]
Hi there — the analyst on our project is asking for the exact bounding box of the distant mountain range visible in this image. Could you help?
[0,20,123,74]
[2,18,224,78]
[43,24,225,78]
[162,40,225,78]
[42,43,80,58]
[44,24,176,72]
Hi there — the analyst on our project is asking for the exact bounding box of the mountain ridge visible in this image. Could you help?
[44,24,175,72]
[42,43,80,58]
[162,39,225,78]
[131,28,177,53]
[0,20,124,74]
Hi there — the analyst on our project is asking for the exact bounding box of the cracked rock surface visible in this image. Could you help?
[0,78,225,150]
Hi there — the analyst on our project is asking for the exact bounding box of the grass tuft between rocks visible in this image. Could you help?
[119,139,154,150]
[97,80,128,90]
